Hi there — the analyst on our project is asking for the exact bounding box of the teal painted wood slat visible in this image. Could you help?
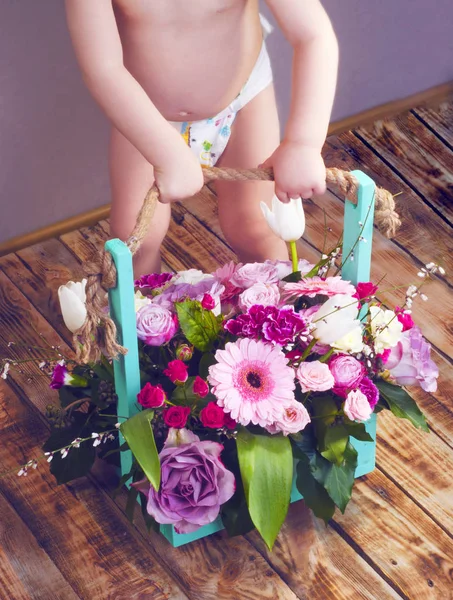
[105,239,142,481]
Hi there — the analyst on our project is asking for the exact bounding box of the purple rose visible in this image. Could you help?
[136,304,178,346]
[230,262,279,288]
[385,326,439,392]
[136,438,235,534]
[153,277,225,308]
[329,354,366,395]
[359,377,379,408]
[135,272,173,290]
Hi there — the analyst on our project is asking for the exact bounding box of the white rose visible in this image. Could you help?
[369,306,403,353]
[334,325,364,353]
[173,269,213,285]
[134,291,150,312]
[238,283,280,311]
[58,279,87,333]
[313,294,361,346]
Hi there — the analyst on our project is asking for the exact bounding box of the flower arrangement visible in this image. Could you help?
[2,195,441,550]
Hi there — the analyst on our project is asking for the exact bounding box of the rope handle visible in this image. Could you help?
[75,166,401,363]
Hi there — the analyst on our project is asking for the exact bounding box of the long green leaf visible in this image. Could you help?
[296,455,335,523]
[236,430,293,550]
[377,380,429,432]
[320,424,349,465]
[175,299,220,352]
[324,443,358,513]
[120,410,160,491]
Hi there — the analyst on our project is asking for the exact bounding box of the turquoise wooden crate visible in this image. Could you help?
[106,170,378,548]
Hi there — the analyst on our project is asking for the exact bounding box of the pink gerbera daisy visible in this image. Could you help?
[282,276,356,300]
[207,338,295,428]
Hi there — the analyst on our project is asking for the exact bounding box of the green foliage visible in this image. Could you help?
[42,413,96,484]
[377,380,429,432]
[320,424,349,465]
[199,352,217,379]
[175,299,221,352]
[120,410,160,491]
[236,429,293,549]
[296,455,335,523]
[344,420,374,442]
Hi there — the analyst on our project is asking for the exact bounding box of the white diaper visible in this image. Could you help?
[169,17,273,167]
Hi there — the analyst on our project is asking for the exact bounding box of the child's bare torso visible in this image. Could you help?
[113,0,263,122]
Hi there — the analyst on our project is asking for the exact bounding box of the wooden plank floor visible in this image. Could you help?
[1,99,452,600]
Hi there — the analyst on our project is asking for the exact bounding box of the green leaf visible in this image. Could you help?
[199,352,217,379]
[323,443,358,513]
[236,429,293,550]
[296,454,335,523]
[125,486,139,523]
[344,420,374,442]
[139,493,160,532]
[120,410,160,491]
[282,271,302,283]
[377,380,429,432]
[320,424,349,465]
[175,299,220,352]
[57,386,89,408]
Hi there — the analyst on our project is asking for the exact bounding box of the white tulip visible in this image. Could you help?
[260,195,305,242]
[313,294,361,346]
[58,279,87,333]
[134,291,150,312]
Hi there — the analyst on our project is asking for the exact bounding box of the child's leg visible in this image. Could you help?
[215,84,288,263]
[109,128,171,276]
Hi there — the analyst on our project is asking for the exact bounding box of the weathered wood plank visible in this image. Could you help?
[376,411,453,534]
[413,101,453,148]
[333,468,453,599]
[246,504,401,600]
[324,132,453,286]
[356,113,453,225]
[0,491,80,600]
[0,380,188,600]
[301,189,453,360]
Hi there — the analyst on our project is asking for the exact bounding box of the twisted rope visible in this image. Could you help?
[75,166,400,363]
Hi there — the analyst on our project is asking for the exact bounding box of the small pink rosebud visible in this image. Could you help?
[175,344,194,362]
[201,293,216,311]
[193,376,209,398]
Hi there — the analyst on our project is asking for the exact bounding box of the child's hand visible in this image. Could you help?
[154,143,204,204]
[260,141,327,203]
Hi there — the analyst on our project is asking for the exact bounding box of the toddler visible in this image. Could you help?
[65,0,338,276]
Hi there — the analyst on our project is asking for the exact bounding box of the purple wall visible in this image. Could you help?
[1,0,452,244]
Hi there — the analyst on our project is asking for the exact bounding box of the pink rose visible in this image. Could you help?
[329,354,365,393]
[163,406,191,428]
[344,389,373,422]
[238,282,281,311]
[163,360,189,384]
[354,282,378,301]
[230,262,279,288]
[267,401,311,436]
[199,402,225,428]
[137,382,166,408]
[193,376,209,398]
[296,360,335,393]
[136,304,178,346]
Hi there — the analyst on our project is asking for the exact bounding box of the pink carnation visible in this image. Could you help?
[282,276,356,300]
[344,389,373,422]
[266,401,311,435]
[395,306,415,332]
[296,361,335,393]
